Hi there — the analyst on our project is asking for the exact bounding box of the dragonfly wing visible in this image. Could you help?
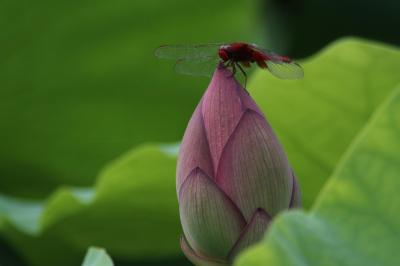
[252,44,298,63]
[174,56,220,77]
[266,60,304,79]
[250,44,280,59]
[155,43,222,60]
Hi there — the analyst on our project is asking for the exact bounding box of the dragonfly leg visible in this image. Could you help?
[228,61,236,78]
[236,62,249,93]
[222,60,229,68]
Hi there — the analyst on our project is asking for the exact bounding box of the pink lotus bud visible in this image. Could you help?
[177,65,301,265]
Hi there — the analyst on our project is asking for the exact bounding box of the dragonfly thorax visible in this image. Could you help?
[218,43,255,63]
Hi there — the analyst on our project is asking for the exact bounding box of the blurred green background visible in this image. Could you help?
[1,0,399,265]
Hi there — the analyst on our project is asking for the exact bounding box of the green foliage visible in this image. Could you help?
[0,0,255,197]
[234,38,400,265]
[1,145,180,266]
[236,85,400,266]
[0,0,255,264]
[249,38,400,208]
[1,35,400,266]
[82,247,113,266]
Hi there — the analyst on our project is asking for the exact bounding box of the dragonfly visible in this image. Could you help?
[154,42,303,85]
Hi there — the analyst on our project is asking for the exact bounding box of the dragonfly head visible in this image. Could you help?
[218,45,230,61]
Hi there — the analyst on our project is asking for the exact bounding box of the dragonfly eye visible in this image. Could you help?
[218,49,229,61]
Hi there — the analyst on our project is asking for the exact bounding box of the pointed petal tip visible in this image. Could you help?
[178,166,202,200]
[208,64,243,95]
[254,208,272,220]
[228,208,271,261]
[211,65,265,116]
[217,110,293,220]
[289,172,302,208]
[176,101,214,194]
[236,92,265,117]
[179,168,246,258]
[214,62,233,76]
[202,68,246,172]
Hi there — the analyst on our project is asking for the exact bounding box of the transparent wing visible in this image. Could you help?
[250,44,295,62]
[174,56,220,77]
[154,44,222,60]
[266,60,304,79]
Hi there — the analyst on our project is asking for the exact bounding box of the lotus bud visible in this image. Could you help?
[176,65,301,265]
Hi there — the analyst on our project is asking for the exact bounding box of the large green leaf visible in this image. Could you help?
[1,38,399,266]
[1,144,181,266]
[0,0,255,197]
[236,85,400,265]
[249,38,400,208]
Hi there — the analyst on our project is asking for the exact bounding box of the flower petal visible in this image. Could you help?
[179,168,246,258]
[176,102,214,194]
[289,172,302,208]
[217,110,293,220]
[180,236,229,266]
[235,83,265,116]
[228,208,271,260]
[202,68,244,172]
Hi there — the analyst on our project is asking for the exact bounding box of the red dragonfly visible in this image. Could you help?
[155,42,303,83]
